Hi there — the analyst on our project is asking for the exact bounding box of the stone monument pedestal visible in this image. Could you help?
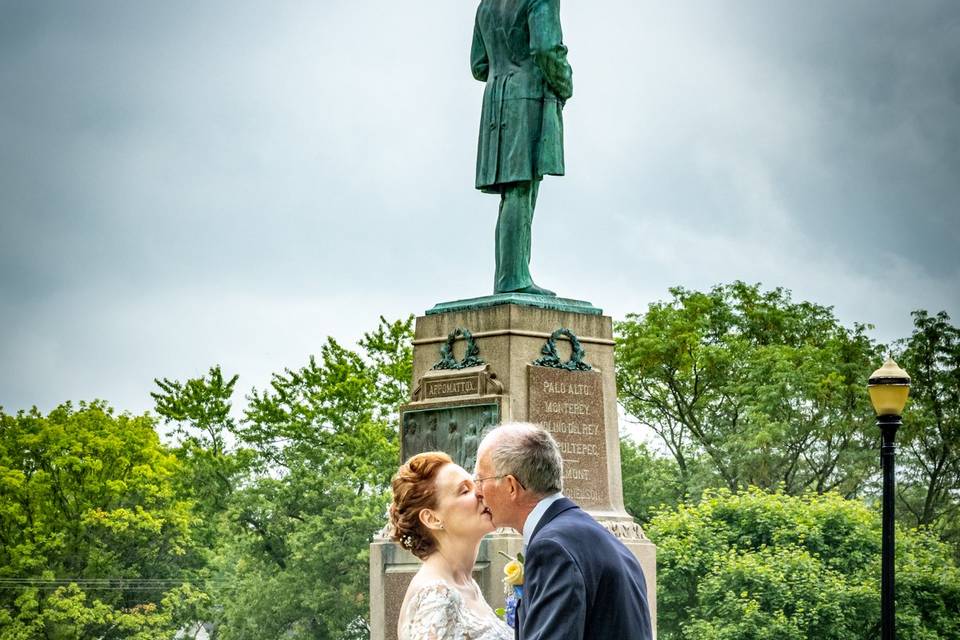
[370,298,656,640]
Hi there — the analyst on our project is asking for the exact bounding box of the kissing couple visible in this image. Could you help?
[389,422,653,640]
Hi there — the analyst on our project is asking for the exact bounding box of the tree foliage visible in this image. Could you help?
[0,402,202,639]
[895,310,960,546]
[150,316,414,639]
[152,366,254,553]
[647,488,960,640]
[619,437,690,526]
[616,282,882,499]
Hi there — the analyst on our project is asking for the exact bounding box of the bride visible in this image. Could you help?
[389,452,511,640]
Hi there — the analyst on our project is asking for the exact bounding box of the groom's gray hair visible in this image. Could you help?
[487,423,563,496]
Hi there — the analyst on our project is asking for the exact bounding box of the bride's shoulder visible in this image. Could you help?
[406,578,462,607]
[399,578,468,640]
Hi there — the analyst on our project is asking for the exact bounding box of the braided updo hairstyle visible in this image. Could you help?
[389,451,453,560]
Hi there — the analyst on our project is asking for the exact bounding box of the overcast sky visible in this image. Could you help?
[1,1,958,418]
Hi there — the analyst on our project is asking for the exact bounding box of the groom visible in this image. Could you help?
[474,423,652,639]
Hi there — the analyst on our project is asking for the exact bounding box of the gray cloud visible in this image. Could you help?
[1,1,958,415]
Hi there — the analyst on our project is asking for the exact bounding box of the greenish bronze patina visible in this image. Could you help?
[426,292,601,316]
[533,327,592,371]
[432,328,485,371]
[401,404,499,467]
[472,0,572,296]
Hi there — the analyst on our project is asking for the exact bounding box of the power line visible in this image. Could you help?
[0,579,227,583]
[0,578,236,591]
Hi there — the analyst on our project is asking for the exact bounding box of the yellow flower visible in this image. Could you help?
[504,559,524,586]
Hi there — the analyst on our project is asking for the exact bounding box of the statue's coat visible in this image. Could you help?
[472,0,573,193]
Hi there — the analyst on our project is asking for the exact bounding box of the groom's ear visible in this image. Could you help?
[505,475,523,498]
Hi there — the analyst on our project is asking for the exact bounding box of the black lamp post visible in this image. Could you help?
[868,358,911,640]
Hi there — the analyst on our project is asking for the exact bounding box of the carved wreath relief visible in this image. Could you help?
[432,328,484,370]
[533,328,592,371]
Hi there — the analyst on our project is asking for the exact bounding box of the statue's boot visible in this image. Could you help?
[512,283,556,296]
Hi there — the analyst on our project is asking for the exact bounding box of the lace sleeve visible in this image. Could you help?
[403,582,466,640]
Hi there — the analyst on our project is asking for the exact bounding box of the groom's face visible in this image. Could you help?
[474,447,510,528]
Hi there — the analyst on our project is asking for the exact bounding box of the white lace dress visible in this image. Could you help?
[398,580,512,640]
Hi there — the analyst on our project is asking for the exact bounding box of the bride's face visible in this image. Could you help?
[430,463,495,539]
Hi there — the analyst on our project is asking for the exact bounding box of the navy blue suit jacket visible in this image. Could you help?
[517,498,652,640]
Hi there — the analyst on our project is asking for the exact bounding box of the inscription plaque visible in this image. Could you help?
[409,364,502,402]
[527,366,608,509]
[424,374,481,399]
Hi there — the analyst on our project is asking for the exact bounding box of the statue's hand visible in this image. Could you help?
[550,78,572,105]
[535,47,572,102]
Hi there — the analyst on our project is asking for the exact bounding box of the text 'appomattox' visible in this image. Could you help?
[426,380,478,396]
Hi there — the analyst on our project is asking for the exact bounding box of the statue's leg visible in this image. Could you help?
[494,180,553,295]
[494,193,506,292]
[530,178,541,218]
[494,181,533,293]
[526,178,541,270]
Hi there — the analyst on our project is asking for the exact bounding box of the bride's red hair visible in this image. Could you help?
[389,452,453,560]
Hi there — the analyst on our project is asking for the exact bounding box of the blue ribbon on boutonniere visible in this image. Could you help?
[505,585,522,628]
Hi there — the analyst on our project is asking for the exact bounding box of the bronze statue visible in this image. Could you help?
[471,0,572,296]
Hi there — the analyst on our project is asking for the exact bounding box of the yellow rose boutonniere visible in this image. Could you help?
[504,558,524,586]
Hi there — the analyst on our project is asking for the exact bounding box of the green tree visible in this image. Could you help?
[152,366,254,547]
[619,437,690,525]
[150,365,260,632]
[615,282,882,499]
[0,402,202,639]
[359,316,416,420]
[895,310,960,544]
[647,488,960,639]
[206,316,413,639]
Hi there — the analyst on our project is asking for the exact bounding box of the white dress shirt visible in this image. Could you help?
[521,492,564,553]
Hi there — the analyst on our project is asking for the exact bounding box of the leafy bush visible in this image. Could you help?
[0,402,204,639]
[647,488,960,639]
